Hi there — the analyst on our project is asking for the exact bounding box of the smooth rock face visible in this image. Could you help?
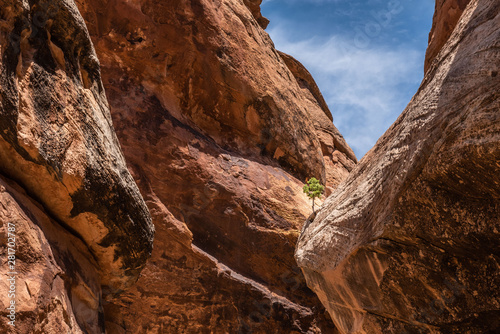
[0,0,153,332]
[296,0,500,333]
[95,98,339,333]
[0,0,153,293]
[74,0,355,332]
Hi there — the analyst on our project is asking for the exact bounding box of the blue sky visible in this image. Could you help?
[261,0,435,158]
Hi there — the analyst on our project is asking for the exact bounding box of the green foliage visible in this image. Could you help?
[303,177,324,199]
[303,177,324,213]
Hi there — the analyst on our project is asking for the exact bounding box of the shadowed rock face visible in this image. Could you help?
[425,0,471,73]
[74,0,355,332]
[278,51,356,192]
[296,0,500,333]
[0,0,153,332]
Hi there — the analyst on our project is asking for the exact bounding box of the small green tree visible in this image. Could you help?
[303,177,325,214]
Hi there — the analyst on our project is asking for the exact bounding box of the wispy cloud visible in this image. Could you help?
[267,26,424,158]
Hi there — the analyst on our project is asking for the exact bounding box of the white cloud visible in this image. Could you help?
[267,26,424,158]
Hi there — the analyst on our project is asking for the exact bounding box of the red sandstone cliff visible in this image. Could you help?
[2,0,494,333]
[425,0,471,72]
[73,0,355,332]
[0,0,154,332]
[1,0,355,332]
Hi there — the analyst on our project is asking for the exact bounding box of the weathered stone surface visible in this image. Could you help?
[0,175,101,333]
[97,93,339,333]
[296,0,500,333]
[425,0,471,73]
[244,0,270,29]
[74,0,355,332]
[76,0,353,186]
[0,0,153,332]
[0,0,154,295]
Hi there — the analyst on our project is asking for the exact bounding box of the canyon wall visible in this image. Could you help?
[296,0,500,333]
[0,0,357,332]
[0,0,154,332]
[72,0,355,332]
[4,0,491,333]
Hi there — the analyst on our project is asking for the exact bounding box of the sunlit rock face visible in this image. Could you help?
[0,0,153,332]
[296,0,500,333]
[73,0,355,332]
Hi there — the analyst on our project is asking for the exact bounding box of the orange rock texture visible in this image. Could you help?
[0,175,100,333]
[5,0,494,333]
[296,0,500,333]
[0,0,355,332]
[0,0,153,332]
[73,0,356,332]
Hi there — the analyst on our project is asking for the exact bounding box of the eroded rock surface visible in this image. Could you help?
[244,0,270,29]
[296,0,500,333]
[278,51,356,191]
[0,0,153,292]
[0,175,100,333]
[76,0,354,186]
[74,0,355,332]
[0,0,153,332]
